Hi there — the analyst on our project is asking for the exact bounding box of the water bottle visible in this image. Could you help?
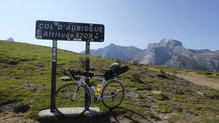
[96,84,101,96]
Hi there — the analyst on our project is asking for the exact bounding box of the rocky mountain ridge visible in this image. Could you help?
[81,39,219,72]
[137,39,219,72]
[81,43,144,61]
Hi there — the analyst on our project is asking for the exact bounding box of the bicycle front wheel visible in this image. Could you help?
[102,80,124,109]
[54,83,91,117]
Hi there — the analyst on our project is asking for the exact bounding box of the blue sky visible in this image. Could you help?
[0,0,218,52]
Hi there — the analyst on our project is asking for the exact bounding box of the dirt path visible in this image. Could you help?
[175,72,219,90]
[148,68,219,90]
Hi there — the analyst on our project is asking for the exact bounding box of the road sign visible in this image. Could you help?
[35,20,104,42]
[35,20,105,112]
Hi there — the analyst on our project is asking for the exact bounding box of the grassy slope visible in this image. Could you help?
[0,40,218,122]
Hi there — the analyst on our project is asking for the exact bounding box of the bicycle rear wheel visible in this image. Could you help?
[102,80,124,109]
[54,83,91,117]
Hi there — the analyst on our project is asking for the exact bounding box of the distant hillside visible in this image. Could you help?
[81,43,144,61]
[135,39,219,72]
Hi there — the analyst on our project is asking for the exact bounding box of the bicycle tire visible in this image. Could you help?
[54,83,91,117]
[102,80,124,109]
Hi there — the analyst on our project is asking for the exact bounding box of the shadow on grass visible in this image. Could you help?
[38,107,153,123]
[38,115,111,123]
[110,107,153,123]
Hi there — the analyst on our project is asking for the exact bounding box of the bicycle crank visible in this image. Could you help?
[92,97,100,103]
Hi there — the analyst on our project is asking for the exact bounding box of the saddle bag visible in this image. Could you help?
[104,63,130,80]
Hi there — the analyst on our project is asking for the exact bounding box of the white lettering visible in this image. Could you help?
[84,33,88,38]
[43,31,48,36]
[51,32,55,37]
[66,25,71,30]
[44,24,50,29]
[50,24,54,29]
[81,26,84,31]
[53,47,57,52]
[94,27,99,32]
[39,24,44,29]
[65,33,70,38]
[77,26,81,31]
[99,27,103,33]
[39,24,54,30]
[61,34,65,38]
[53,42,57,47]
[79,33,83,38]
[89,33,93,38]
[58,25,63,30]
[52,52,56,56]
[72,25,76,31]
[84,26,88,31]
[58,33,61,37]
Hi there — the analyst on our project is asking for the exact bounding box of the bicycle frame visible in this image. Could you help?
[74,75,115,101]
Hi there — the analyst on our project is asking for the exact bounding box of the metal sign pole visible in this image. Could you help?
[85,39,90,109]
[50,40,57,112]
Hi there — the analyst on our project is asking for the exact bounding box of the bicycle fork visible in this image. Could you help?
[71,82,81,101]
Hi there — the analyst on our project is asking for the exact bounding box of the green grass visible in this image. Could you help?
[204,92,219,99]
[0,40,120,119]
[152,92,169,101]
[196,71,219,79]
[147,112,161,121]
[155,101,182,113]
[0,40,219,122]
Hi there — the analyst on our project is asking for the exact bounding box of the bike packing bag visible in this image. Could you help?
[116,66,130,75]
[104,65,130,80]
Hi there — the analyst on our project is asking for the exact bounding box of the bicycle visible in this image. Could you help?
[54,67,128,117]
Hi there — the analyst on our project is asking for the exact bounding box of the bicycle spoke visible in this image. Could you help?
[55,83,91,117]
[102,80,124,109]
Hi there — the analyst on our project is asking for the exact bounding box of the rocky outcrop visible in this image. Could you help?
[136,39,219,72]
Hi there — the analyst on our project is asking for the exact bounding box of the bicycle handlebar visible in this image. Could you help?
[67,69,94,80]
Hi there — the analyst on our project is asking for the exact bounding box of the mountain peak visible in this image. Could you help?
[108,43,116,47]
[7,37,14,42]
[81,43,143,61]
[147,39,183,49]
[159,39,183,48]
